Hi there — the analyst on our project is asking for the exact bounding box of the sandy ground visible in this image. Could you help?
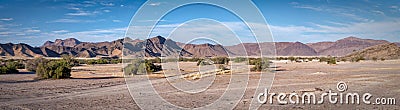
[0,60,399,109]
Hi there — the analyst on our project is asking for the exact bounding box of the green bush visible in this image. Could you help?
[327,57,336,64]
[35,56,74,79]
[36,60,71,79]
[124,59,162,75]
[61,54,78,66]
[211,57,230,64]
[350,56,365,62]
[218,64,228,70]
[251,58,270,72]
[372,57,378,61]
[26,57,47,72]
[319,57,328,62]
[232,57,247,63]
[288,56,296,62]
[197,59,212,66]
[0,62,19,74]
[86,59,96,65]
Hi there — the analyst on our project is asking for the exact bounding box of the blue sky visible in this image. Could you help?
[0,0,399,46]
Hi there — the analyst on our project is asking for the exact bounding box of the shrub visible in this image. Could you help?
[26,57,47,72]
[350,56,365,62]
[307,58,314,62]
[218,64,228,70]
[319,57,328,62]
[197,59,212,66]
[124,59,162,75]
[35,56,74,79]
[0,62,19,74]
[288,56,296,62]
[211,57,230,64]
[233,57,247,63]
[372,57,378,61]
[61,54,78,66]
[380,58,385,61]
[86,59,96,65]
[110,59,122,64]
[251,58,270,72]
[327,57,336,64]
[36,60,71,79]
[341,58,347,62]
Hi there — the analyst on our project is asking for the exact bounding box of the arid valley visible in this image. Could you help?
[1,59,399,109]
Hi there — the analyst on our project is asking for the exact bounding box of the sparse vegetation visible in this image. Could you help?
[380,58,385,61]
[232,57,247,63]
[211,57,230,65]
[288,56,296,62]
[218,64,228,70]
[124,59,162,75]
[251,58,270,72]
[197,59,212,66]
[36,57,73,79]
[26,57,48,72]
[327,57,337,64]
[350,56,365,62]
[179,57,202,62]
[0,61,19,74]
[372,57,378,62]
[84,58,122,65]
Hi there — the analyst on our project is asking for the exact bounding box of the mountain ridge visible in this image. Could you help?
[0,36,395,58]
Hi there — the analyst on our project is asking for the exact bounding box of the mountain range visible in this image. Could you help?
[0,36,399,58]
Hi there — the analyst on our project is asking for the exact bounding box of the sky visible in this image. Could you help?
[0,0,399,46]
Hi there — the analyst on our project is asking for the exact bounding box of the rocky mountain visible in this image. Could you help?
[123,36,192,57]
[42,38,81,47]
[1,36,398,58]
[306,42,335,53]
[225,42,316,56]
[0,43,56,58]
[317,37,389,56]
[182,43,231,57]
[276,42,317,56]
[344,43,400,60]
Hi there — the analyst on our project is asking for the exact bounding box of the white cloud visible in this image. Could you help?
[148,2,161,6]
[100,2,114,7]
[25,29,41,33]
[112,20,122,22]
[103,10,111,13]
[0,18,13,21]
[65,10,98,16]
[293,5,323,11]
[372,10,385,15]
[48,19,97,23]
[52,30,69,33]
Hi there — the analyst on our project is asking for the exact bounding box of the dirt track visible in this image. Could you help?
[0,61,399,109]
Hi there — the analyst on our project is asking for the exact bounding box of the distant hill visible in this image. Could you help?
[395,42,400,47]
[183,43,231,57]
[0,36,398,58]
[344,43,400,60]
[317,37,389,56]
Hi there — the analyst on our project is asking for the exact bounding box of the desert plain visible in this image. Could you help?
[0,59,399,109]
